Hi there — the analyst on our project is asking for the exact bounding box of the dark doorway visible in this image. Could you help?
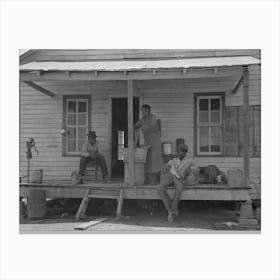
[111,97,139,178]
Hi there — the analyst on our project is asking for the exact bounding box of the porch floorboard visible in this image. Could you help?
[20,180,251,201]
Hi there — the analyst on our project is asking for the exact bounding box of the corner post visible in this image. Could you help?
[127,80,134,187]
[243,66,250,188]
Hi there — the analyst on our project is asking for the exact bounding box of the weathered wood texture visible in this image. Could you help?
[127,80,134,187]
[20,184,251,201]
[20,49,261,64]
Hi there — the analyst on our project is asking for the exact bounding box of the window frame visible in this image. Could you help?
[62,95,91,156]
[194,92,225,157]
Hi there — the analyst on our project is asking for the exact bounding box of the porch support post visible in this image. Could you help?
[127,80,134,187]
[242,66,250,189]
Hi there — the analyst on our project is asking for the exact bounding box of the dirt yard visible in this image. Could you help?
[19,199,261,233]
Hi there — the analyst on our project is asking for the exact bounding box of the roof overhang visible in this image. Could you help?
[20,56,260,81]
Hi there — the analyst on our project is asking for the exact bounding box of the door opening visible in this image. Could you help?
[111,97,139,178]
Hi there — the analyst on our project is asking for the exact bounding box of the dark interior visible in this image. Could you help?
[111,97,139,178]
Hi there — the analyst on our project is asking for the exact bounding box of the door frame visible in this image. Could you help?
[108,92,143,179]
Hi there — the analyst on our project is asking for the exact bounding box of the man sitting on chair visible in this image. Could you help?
[77,131,108,184]
[157,144,196,223]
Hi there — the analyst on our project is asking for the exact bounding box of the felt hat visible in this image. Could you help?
[87,131,97,138]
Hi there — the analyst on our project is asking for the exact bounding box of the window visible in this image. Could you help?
[194,93,261,157]
[196,95,223,155]
[63,96,91,155]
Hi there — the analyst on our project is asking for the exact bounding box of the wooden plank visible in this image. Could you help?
[27,49,260,61]
[20,185,251,201]
[75,188,90,221]
[127,80,134,187]
[225,106,239,156]
[232,75,243,94]
[74,218,109,230]
[107,97,112,179]
[24,81,55,97]
[116,189,124,217]
[20,67,244,81]
[243,67,250,188]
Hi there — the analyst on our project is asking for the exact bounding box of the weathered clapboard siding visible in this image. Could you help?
[20,81,120,181]
[140,74,261,198]
[20,73,261,197]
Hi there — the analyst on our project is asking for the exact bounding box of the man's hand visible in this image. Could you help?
[170,166,181,179]
[81,152,90,157]
[171,171,181,180]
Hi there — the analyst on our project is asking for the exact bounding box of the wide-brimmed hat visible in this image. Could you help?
[177,144,188,152]
[87,131,97,138]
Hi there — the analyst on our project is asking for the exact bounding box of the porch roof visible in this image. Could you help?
[20,56,260,72]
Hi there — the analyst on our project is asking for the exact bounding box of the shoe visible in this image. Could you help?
[173,209,179,217]
[103,175,108,183]
[168,211,173,223]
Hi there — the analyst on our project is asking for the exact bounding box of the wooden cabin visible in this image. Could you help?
[19,49,261,219]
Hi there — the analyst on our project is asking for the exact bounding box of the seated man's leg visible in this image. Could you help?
[78,156,90,183]
[157,173,174,212]
[79,156,90,176]
[171,178,184,216]
[94,154,108,179]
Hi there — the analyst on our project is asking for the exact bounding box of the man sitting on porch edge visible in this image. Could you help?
[157,144,195,223]
[77,131,108,184]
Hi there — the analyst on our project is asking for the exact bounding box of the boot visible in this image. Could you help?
[76,174,84,184]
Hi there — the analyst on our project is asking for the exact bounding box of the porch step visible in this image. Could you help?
[75,187,124,221]
[88,194,119,199]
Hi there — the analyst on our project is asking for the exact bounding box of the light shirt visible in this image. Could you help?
[167,156,194,178]
[81,139,103,157]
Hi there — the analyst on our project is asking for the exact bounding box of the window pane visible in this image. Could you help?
[78,127,86,139]
[199,111,209,123]
[78,102,87,113]
[199,126,209,152]
[199,99,208,111]
[68,101,76,113]
[77,113,86,125]
[210,111,220,124]
[68,127,76,139]
[67,114,76,125]
[210,127,221,152]
[78,140,84,151]
[211,99,220,110]
[68,140,76,152]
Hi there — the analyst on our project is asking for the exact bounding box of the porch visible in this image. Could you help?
[20,180,252,221]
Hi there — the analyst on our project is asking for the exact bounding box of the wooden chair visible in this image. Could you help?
[85,161,99,181]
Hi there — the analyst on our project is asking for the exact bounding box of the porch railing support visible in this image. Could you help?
[242,66,250,189]
[127,80,134,187]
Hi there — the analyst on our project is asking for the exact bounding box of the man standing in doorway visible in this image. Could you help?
[157,144,195,223]
[77,131,108,184]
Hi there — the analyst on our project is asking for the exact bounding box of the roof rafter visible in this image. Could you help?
[24,81,55,98]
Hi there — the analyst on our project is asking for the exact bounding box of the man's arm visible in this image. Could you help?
[134,120,141,130]
[167,159,181,179]
[96,141,103,155]
[81,141,89,157]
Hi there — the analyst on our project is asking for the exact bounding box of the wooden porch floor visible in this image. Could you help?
[20,180,251,201]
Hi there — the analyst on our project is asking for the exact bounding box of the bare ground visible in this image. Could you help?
[19,200,261,233]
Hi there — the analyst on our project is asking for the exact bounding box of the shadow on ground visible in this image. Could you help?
[20,199,261,232]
